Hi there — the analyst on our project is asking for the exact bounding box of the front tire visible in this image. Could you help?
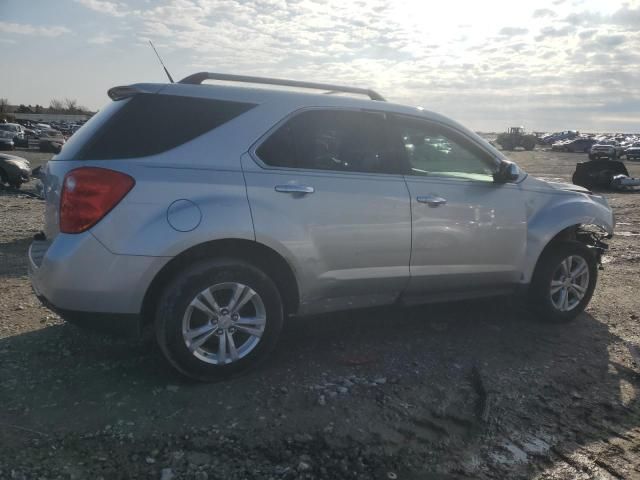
[155,258,284,382]
[528,242,598,323]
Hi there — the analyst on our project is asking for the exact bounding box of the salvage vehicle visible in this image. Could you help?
[0,153,31,188]
[0,123,28,147]
[589,141,619,160]
[551,139,572,151]
[573,160,640,191]
[0,130,15,150]
[38,129,65,153]
[624,142,640,161]
[540,130,579,145]
[29,73,615,381]
[564,138,597,153]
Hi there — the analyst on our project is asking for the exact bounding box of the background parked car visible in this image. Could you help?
[38,129,65,153]
[564,138,597,153]
[590,141,619,160]
[541,130,579,145]
[0,130,15,150]
[551,140,570,151]
[0,123,28,147]
[625,142,640,161]
[0,153,31,188]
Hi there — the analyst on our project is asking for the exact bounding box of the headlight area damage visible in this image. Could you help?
[574,224,611,269]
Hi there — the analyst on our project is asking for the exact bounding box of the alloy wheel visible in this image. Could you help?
[549,255,590,312]
[182,282,266,365]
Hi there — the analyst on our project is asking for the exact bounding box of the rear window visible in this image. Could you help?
[74,94,256,160]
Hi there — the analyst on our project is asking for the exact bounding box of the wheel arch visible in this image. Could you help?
[525,221,610,283]
[140,238,300,327]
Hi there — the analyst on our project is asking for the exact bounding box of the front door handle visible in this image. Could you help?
[416,195,447,207]
[275,184,315,194]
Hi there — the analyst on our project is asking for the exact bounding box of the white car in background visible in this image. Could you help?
[625,142,640,161]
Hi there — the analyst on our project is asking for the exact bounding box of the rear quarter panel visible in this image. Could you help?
[89,159,255,256]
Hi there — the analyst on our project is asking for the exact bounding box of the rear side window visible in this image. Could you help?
[257,109,405,175]
[75,94,255,160]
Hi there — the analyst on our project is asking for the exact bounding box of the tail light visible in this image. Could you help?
[60,167,135,233]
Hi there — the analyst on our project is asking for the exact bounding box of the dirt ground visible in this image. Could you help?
[1,146,639,480]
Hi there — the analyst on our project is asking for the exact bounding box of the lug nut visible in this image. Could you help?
[216,328,224,335]
[221,309,229,315]
[229,327,236,334]
[231,313,239,321]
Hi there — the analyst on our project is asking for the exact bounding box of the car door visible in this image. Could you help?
[242,109,412,315]
[390,115,527,301]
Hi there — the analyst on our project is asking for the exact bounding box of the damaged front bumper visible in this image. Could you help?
[576,225,610,269]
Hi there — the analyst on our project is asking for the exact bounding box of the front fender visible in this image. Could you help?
[523,193,613,282]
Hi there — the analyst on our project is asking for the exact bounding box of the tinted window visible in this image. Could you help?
[75,94,255,160]
[257,110,404,174]
[393,117,496,182]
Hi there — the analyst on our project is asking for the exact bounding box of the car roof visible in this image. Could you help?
[128,81,472,135]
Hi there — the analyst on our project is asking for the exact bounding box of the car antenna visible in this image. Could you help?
[148,40,174,83]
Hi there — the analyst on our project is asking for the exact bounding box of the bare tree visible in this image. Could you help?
[64,98,78,113]
[49,99,64,113]
[0,98,8,113]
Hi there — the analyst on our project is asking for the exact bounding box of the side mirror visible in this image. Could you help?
[493,161,520,183]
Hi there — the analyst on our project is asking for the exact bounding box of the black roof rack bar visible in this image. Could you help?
[178,72,386,101]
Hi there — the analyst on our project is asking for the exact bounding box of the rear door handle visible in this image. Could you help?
[275,184,315,194]
[416,195,447,207]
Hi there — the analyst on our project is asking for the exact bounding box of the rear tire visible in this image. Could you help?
[155,258,284,382]
[0,168,7,186]
[527,242,598,323]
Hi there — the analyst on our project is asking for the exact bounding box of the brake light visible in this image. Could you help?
[60,167,135,233]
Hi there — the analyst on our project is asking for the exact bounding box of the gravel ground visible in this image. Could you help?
[1,146,639,480]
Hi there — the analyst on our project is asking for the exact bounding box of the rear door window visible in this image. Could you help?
[73,94,256,160]
[256,109,405,175]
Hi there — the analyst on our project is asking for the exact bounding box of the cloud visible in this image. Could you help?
[535,24,575,41]
[74,0,128,17]
[499,27,529,36]
[0,21,70,37]
[564,11,603,25]
[88,33,120,44]
[611,4,640,27]
[594,34,626,48]
[6,0,637,131]
[533,8,556,18]
[578,29,596,39]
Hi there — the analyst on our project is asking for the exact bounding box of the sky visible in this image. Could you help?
[1,0,639,132]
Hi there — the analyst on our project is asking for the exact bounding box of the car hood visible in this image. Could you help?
[544,180,590,194]
[522,175,591,194]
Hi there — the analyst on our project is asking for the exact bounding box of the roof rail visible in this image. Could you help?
[178,72,386,101]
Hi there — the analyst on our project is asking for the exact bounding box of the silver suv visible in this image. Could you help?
[29,73,614,381]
